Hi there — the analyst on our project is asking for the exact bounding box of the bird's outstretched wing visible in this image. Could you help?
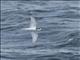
[30,16,36,28]
[31,31,38,43]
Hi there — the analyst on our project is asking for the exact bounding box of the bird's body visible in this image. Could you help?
[24,28,36,31]
[23,16,41,43]
[24,28,41,31]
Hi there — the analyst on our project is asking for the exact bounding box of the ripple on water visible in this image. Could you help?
[1,1,80,60]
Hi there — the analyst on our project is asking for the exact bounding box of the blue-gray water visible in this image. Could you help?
[1,1,80,60]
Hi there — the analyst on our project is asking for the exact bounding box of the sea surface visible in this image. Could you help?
[1,1,80,60]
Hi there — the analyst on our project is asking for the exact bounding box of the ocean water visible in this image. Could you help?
[1,1,80,60]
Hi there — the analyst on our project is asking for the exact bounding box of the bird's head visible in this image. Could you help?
[37,28,41,31]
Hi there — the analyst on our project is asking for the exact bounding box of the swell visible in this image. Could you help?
[1,1,80,60]
[55,31,80,48]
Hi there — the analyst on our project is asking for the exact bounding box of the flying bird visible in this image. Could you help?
[23,16,41,43]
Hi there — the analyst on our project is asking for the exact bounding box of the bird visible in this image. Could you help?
[23,16,41,43]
